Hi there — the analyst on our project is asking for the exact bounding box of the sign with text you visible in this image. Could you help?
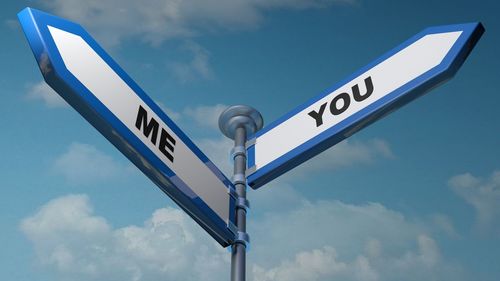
[246,23,484,189]
[18,8,236,247]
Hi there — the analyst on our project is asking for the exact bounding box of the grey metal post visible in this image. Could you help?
[219,105,263,281]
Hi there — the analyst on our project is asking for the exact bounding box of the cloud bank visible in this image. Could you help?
[21,194,228,281]
[21,194,465,281]
[25,81,68,108]
[40,0,357,46]
[52,142,133,185]
[449,170,500,234]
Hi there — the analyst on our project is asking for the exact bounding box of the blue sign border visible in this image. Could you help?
[247,22,484,189]
[18,7,236,247]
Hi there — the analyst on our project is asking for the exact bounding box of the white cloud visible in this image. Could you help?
[40,0,357,47]
[196,136,234,176]
[155,101,182,122]
[5,18,19,29]
[21,194,465,281]
[25,81,69,108]
[281,138,394,180]
[248,200,464,281]
[448,170,500,233]
[169,42,214,83]
[249,200,423,266]
[20,194,228,281]
[53,142,132,185]
[250,180,307,214]
[183,103,228,130]
[252,246,357,281]
[252,246,381,281]
[431,213,459,238]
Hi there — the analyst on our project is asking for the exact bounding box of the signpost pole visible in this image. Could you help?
[219,106,263,281]
[232,126,248,281]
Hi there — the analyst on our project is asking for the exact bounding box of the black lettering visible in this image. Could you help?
[330,93,351,115]
[159,128,176,162]
[135,105,177,162]
[135,105,159,145]
[308,102,327,127]
[352,76,374,102]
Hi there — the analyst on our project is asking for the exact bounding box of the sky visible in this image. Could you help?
[1,0,499,281]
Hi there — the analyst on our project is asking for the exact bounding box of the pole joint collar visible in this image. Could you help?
[233,231,250,248]
[232,173,246,185]
[236,197,250,211]
[231,145,246,159]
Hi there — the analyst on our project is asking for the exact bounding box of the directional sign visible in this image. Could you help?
[18,7,236,247]
[246,23,484,189]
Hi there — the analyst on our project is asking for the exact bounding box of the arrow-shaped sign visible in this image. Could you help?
[18,7,237,247]
[246,23,484,189]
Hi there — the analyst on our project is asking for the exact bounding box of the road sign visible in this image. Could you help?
[18,7,237,247]
[246,22,484,189]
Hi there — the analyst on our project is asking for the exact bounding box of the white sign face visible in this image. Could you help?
[19,7,236,246]
[255,32,460,169]
[246,23,484,189]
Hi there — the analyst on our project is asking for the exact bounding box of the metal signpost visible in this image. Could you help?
[219,106,263,281]
[19,6,484,281]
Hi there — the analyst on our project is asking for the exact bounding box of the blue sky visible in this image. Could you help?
[1,0,499,281]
